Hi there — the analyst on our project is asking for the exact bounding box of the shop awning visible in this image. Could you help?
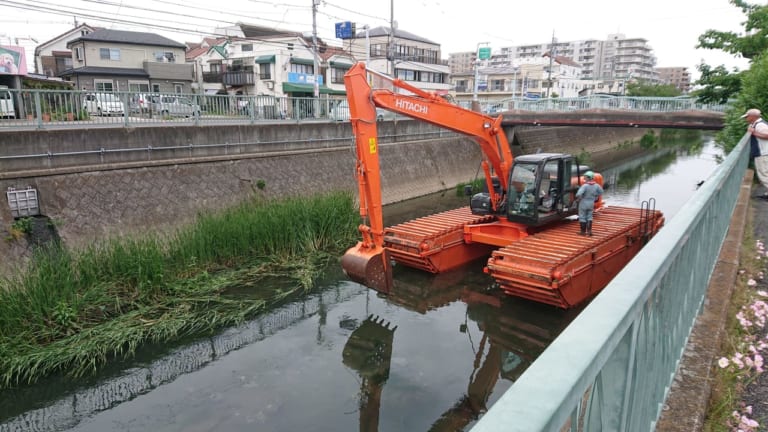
[255,55,275,64]
[330,61,353,69]
[282,82,345,95]
[290,58,315,66]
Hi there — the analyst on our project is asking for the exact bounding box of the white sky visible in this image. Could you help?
[0,0,753,79]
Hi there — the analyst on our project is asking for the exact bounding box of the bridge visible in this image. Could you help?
[500,109,724,130]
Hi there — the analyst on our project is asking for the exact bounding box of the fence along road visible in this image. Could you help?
[0,88,727,130]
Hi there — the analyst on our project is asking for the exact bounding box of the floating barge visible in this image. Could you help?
[383,206,664,309]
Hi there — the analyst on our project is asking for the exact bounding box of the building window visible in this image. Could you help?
[242,44,253,52]
[152,84,161,93]
[174,83,183,94]
[331,67,346,84]
[128,81,150,92]
[259,64,272,80]
[99,48,120,61]
[290,63,314,74]
[75,47,83,61]
[491,79,504,91]
[154,51,176,63]
[94,80,114,92]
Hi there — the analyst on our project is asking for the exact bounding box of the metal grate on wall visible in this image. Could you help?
[6,187,39,218]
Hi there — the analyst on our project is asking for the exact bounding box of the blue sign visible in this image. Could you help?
[335,22,356,39]
[288,72,324,85]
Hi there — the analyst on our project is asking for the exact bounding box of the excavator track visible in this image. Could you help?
[486,206,664,309]
[384,207,496,273]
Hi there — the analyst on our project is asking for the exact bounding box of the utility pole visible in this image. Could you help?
[311,0,320,118]
[546,30,555,98]
[389,0,395,75]
[311,0,320,99]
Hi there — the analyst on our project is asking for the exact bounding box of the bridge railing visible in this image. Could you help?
[470,134,749,432]
[462,95,729,114]
[0,89,727,130]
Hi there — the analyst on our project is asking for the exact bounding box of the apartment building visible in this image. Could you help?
[349,26,450,92]
[452,34,657,83]
[656,67,691,93]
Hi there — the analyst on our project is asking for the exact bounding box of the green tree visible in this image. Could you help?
[697,0,768,60]
[626,82,681,97]
[695,1,768,102]
[691,64,743,104]
[716,53,768,153]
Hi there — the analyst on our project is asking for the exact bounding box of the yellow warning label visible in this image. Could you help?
[369,138,377,154]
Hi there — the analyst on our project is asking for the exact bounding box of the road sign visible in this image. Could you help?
[478,47,491,60]
[335,22,356,39]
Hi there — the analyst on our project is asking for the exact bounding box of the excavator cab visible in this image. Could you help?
[506,153,579,226]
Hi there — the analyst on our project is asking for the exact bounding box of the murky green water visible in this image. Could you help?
[0,136,723,432]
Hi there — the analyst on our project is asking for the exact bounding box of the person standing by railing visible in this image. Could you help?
[743,108,768,199]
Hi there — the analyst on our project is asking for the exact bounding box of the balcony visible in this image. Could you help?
[203,72,223,83]
[223,71,255,86]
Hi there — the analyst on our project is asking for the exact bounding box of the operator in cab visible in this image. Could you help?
[575,171,603,236]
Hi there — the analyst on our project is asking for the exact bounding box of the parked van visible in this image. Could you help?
[0,86,15,118]
[84,93,125,116]
[152,96,201,117]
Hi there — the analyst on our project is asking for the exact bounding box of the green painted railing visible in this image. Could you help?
[471,134,749,431]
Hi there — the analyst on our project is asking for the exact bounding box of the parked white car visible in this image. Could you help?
[129,94,159,113]
[153,96,201,117]
[0,86,14,118]
[329,100,350,121]
[84,93,124,116]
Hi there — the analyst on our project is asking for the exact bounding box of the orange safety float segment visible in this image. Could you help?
[383,207,497,273]
[486,207,664,308]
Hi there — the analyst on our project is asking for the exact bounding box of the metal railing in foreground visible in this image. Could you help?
[471,135,749,432]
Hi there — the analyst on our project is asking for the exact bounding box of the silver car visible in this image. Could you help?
[153,96,201,117]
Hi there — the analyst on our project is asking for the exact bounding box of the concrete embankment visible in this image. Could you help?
[0,121,652,273]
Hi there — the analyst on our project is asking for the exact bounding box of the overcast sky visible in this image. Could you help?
[0,0,753,79]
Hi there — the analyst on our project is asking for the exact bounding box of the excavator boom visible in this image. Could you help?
[341,62,514,292]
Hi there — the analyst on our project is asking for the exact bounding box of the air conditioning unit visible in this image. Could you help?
[265,81,274,90]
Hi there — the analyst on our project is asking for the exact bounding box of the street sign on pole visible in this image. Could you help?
[335,22,356,39]
[478,47,491,60]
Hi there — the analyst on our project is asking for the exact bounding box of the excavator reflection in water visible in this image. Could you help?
[342,271,578,431]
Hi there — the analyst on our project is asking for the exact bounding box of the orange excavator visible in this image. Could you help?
[340,62,664,309]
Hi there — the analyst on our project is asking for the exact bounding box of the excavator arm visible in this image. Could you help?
[341,62,514,293]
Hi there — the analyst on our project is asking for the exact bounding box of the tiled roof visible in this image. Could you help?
[68,29,185,48]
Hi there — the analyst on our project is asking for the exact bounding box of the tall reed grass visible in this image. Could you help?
[0,191,359,388]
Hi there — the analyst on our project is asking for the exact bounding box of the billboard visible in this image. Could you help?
[0,45,27,75]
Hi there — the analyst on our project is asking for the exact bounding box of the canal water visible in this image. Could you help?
[0,136,724,432]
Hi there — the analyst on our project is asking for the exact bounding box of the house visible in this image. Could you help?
[348,26,450,93]
[34,23,97,77]
[61,29,193,93]
[192,23,353,98]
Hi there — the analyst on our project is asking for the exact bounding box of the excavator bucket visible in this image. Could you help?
[341,243,393,294]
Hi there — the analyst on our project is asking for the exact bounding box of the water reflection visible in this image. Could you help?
[341,266,580,432]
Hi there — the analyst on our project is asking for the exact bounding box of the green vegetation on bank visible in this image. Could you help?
[0,191,359,389]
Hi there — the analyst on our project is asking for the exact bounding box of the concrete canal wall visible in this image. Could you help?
[0,121,652,272]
